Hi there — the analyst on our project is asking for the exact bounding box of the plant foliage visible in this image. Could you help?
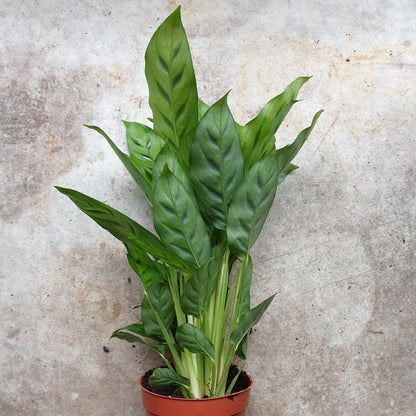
[56,6,322,399]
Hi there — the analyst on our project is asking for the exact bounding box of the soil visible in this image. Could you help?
[141,364,251,398]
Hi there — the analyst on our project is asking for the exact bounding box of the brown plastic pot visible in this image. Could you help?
[139,373,253,416]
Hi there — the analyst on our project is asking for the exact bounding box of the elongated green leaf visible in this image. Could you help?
[150,367,190,388]
[230,294,275,348]
[180,263,209,317]
[190,93,244,229]
[227,153,281,259]
[145,6,198,169]
[176,323,215,359]
[274,109,323,175]
[240,76,311,171]
[141,283,175,342]
[153,166,211,268]
[111,325,165,354]
[84,125,153,203]
[239,256,253,316]
[180,242,226,317]
[126,246,166,288]
[55,187,194,273]
[227,110,323,259]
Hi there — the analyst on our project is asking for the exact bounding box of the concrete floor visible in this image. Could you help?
[1,1,415,415]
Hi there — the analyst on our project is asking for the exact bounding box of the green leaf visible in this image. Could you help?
[124,121,164,162]
[153,166,211,268]
[227,152,281,259]
[145,6,198,169]
[230,294,275,348]
[55,187,194,273]
[126,246,167,288]
[152,146,192,195]
[239,256,253,316]
[150,367,190,388]
[198,98,210,120]
[227,110,323,259]
[141,283,175,342]
[240,76,311,172]
[277,163,298,186]
[190,93,244,229]
[111,325,165,354]
[181,263,209,317]
[273,109,323,175]
[84,125,153,203]
[235,334,248,360]
[176,323,216,359]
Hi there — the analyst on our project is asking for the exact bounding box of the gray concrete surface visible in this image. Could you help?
[1,1,415,415]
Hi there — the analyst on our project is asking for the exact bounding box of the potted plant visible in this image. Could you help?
[56,6,322,416]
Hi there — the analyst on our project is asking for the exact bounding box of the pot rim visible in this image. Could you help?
[139,371,253,402]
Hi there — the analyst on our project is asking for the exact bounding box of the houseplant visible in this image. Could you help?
[56,6,322,415]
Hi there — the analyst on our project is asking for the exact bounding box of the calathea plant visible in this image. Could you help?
[56,6,322,399]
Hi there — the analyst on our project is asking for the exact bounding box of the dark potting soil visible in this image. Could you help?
[141,364,250,398]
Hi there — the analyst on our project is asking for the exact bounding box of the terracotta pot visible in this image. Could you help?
[139,373,253,416]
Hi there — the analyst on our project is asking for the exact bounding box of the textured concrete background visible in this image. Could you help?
[1,1,415,415]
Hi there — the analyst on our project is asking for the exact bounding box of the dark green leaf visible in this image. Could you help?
[126,245,167,288]
[230,294,275,348]
[153,166,211,268]
[180,242,227,317]
[111,326,165,354]
[227,110,323,259]
[240,76,311,172]
[149,367,190,388]
[227,153,281,259]
[239,256,253,316]
[235,334,248,360]
[141,283,175,342]
[84,125,153,203]
[190,93,244,229]
[273,109,323,176]
[176,323,216,359]
[152,146,192,195]
[180,263,209,317]
[55,187,194,273]
[145,6,198,169]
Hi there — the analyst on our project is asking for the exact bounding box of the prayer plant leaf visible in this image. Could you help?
[176,323,216,359]
[190,93,244,229]
[84,124,152,203]
[230,294,275,349]
[150,368,190,388]
[145,6,198,169]
[55,187,194,274]
[153,166,211,268]
[141,282,175,342]
[240,76,311,172]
